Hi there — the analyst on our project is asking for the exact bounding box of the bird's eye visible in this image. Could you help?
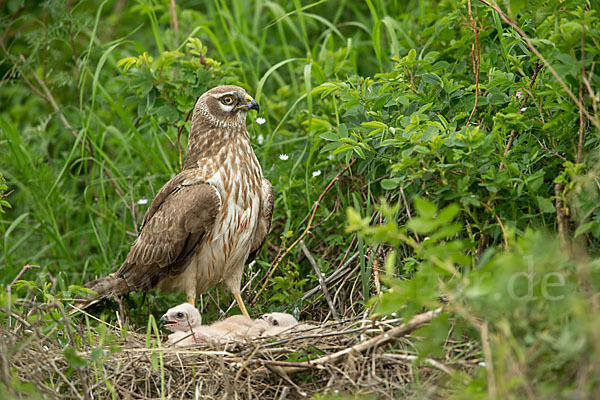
[272,320,279,326]
[176,312,184,318]
[221,95,234,105]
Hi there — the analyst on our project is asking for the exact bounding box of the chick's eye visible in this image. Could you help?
[176,312,184,318]
[221,95,234,105]
[272,320,279,326]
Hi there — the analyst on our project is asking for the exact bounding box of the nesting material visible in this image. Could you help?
[2,304,479,399]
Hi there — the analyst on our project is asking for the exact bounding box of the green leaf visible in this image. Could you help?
[536,196,556,213]
[414,198,437,219]
[156,104,179,123]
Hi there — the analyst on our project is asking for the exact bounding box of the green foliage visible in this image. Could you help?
[350,199,600,397]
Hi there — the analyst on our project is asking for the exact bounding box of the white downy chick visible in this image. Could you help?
[209,314,253,339]
[160,303,225,346]
[247,312,316,337]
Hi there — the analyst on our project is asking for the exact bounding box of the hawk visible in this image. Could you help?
[82,86,273,318]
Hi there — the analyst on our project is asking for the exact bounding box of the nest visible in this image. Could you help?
[1,305,479,399]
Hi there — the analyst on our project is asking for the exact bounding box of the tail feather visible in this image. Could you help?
[71,273,132,313]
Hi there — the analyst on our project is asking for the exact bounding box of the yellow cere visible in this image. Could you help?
[245,94,254,103]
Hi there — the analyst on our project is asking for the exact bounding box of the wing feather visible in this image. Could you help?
[116,172,221,291]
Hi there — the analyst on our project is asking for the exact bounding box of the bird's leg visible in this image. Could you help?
[233,293,250,319]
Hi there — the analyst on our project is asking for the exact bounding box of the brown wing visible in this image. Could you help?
[116,172,221,291]
[246,178,274,264]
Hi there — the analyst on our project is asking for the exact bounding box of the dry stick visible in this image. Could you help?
[577,24,587,165]
[169,0,179,36]
[266,308,443,375]
[251,158,357,305]
[300,241,339,320]
[480,321,497,400]
[6,264,39,328]
[466,0,480,126]
[301,251,359,300]
[478,0,600,133]
[554,182,569,251]
[500,62,543,171]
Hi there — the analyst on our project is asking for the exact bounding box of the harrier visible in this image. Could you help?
[83,86,273,318]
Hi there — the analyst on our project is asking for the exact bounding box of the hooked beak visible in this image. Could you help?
[238,94,259,113]
[158,315,170,326]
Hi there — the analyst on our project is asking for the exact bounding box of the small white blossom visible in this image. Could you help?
[255,117,266,125]
[327,153,335,160]
[520,107,527,112]
[312,170,322,177]
[423,236,430,241]
[136,198,148,205]
[257,134,264,145]
[478,361,487,367]
[279,154,289,161]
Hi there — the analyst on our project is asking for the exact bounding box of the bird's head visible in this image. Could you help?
[159,303,201,332]
[260,312,298,328]
[195,85,259,128]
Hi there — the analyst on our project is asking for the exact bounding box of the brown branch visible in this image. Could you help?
[478,0,600,132]
[555,183,570,251]
[466,0,480,126]
[577,23,587,164]
[169,0,179,37]
[251,158,357,305]
[300,241,339,320]
[269,308,443,374]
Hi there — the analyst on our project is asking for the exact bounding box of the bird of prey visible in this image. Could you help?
[83,86,273,318]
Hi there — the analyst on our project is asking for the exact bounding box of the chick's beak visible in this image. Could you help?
[159,315,169,325]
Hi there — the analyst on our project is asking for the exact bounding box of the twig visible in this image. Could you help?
[466,0,480,126]
[480,321,497,400]
[554,183,570,251]
[301,251,359,301]
[478,0,600,133]
[300,241,339,320]
[251,158,357,305]
[169,0,179,37]
[577,23,586,164]
[7,264,39,328]
[271,308,443,374]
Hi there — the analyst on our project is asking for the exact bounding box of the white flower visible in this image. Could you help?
[312,170,321,177]
[279,154,289,161]
[136,198,148,205]
[520,107,527,112]
[478,361,486,367]
[257,134,264,145]
[327,153,335,160]
[255,117,266,125]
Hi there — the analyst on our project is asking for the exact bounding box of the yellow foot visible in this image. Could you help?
[187,297,195,305]
[233,293,250,319]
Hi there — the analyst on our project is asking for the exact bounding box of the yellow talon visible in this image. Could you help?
[233,293,250,319]
[187,297,195,305]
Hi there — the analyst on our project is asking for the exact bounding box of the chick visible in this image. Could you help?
[246,312,316,337]
[160,303,255,345]
[160,303,223,345]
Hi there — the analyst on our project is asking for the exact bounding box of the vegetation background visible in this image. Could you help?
[1,0,599,398]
